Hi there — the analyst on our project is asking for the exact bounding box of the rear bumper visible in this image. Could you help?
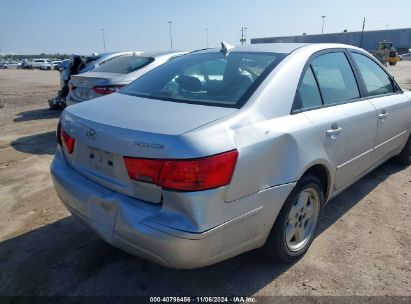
[51,148,295,269]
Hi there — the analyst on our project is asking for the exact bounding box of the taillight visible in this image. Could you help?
[57,122,62,145]
[123,158,164,184]
[123,150,238,191]
[60,128,75,154]
[92,85,125,95]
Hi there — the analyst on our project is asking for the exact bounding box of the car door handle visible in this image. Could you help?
[326,124,343,138]
[378,112,389,119]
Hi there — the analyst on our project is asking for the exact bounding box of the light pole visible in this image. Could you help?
[101,28,106,52]
[240,27,247,45]
[168,21,173,50]
[206,28,209,48]
[321,16,326,35]
[360,17,366,48]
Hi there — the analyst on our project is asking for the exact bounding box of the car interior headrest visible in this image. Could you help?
[176,75,202,92]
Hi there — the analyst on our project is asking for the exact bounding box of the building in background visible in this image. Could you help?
[251,28,411,54]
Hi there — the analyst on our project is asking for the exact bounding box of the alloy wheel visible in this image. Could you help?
[285,187,320,252]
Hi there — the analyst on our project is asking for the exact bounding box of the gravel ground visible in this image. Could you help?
[0,65,410,298]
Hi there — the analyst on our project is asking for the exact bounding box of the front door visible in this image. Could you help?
[349,52,411,164]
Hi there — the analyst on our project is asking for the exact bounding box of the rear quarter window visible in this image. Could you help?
[298,67,322,109]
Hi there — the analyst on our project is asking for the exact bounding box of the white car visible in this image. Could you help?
[400,53,411,61]
[31,59,53,70]
[0,61,21,69]
[52,60,63,70]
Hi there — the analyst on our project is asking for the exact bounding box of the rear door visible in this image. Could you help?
[299,50,377,191]
[349,51,411,164]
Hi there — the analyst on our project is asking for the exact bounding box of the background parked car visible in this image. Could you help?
[400,53,411,61]
[66,51,186,106]
[31,59,53,70]
[0,61,21,69]
[78,51,143,73]
[52,60,63,70]
[48,52,141,109]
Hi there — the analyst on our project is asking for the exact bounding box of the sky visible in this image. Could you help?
[1,0,411,55]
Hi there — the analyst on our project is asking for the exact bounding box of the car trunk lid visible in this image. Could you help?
[61,93,237,203]
[70,72,125,101]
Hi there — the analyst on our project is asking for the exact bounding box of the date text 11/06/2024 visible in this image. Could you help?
[149,296,257,303]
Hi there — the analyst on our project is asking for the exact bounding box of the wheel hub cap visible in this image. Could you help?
[285,188,320,252]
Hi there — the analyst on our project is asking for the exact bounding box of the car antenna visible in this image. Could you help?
[220,41,234,55]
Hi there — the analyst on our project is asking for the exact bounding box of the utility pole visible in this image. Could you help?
[206,28,209,48]
[360,17,366,48]
[168,21,173,50]
[240,27,247,45]
[321,16,326,35]
[101,28,106,52]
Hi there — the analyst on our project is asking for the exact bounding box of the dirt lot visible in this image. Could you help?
[0,65,410,298]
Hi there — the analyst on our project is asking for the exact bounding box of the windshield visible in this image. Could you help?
[92,56,154,74]
[120,51,286,108]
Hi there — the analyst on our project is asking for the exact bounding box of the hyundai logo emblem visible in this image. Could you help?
[84,127,97,140]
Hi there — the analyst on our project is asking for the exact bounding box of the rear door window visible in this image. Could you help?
[350,52,394,96]
[311,52,360,105]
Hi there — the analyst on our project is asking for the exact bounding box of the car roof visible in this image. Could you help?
[139,51,187,58]
[102,51,186,59]
[227,43,309,53]
[194,43,364,54]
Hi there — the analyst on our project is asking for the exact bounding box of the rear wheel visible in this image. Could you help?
[262,175,324,263]
[389,62,396,66]
[395,137,411,166]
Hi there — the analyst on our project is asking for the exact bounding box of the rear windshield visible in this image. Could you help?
[120,51,286,108]
[92,56,154,74]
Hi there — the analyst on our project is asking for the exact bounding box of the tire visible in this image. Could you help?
[49,102,59,110]
[395,136,411,166]
[262,175,324,263]
[389,62,396,66]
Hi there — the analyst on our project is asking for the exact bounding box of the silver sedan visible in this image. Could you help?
[66,51,186,106]
[51,43,411,269]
